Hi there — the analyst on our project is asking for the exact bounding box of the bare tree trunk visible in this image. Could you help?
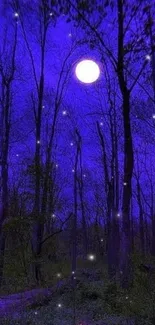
[72,130,80,273]
[117,0,134,288]
[0,22,17,286]
[137,180,145,256]
[148,6,155,258]
[77,132,88,257]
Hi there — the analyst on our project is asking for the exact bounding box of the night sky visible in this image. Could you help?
[0,1,155,223]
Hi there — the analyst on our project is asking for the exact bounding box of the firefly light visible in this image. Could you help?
[88,254,95,261]
[57,273,61,278]
[146,54,151,61]
[75,59,100,84]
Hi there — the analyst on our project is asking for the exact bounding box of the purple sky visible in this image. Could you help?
[1,1,155,222]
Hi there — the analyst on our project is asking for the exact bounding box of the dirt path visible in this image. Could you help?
[0,279,68,318]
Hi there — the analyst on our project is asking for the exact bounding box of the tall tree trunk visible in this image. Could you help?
[0,19,17,286]
[31,13,47,283]
[117,0,133,288]
[77,134,88,257]
[137,180,145,256]
[72,130,80,273]
[120,90,133,288]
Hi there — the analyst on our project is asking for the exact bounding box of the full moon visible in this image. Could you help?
[75,59,100,84]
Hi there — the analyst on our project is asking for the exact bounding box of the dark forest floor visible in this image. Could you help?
[0,266,150,325]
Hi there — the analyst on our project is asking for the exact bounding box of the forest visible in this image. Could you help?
[0,0,155,324]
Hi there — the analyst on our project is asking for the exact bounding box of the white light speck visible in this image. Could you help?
[37,140,40,144]
[62,110,67,116]
[16,154,19,157]
[72,169,75,173]
[100,238,103,242]
[70,142,74,146]
[152,114,155,119]
[49,12,53,16]
[88,254,95,261]
[56,164,58,168]
[34,311,38,315]
[58,303,62,308]
[83,174,86,178]
[100,122,103,126]
[52,214,56,218]
[123,182,127,186]
[14,12,19,17]
[68,33,72,37]
[72,271,75,274]
[146,54,151,61]
[117,213,121,217]
[126,296,128,300]
[57,273,61,278]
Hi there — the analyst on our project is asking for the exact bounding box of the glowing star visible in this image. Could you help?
[72,169,75,173]
[123,182,127,186]
[75,59,100,84]
[117,213,121,218]
[152,114,155,119]
[37,140,40,144]
[56,164,58,168]
[52,214,56,218]
[146,54,151,61]
[83,174,86,178]
[49,12,53,16]
[34,311,38,315]
[72,271,75,274]
[57,273,61,278]
[62,110,67,116]
[68,33,72,37]
[100,122,103,126]
[57,303,62,308]
[70,142,74,146]
[14,12,19,17]
[88,254,95,261]
[100,238,103,242]
[16,154,19,157]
